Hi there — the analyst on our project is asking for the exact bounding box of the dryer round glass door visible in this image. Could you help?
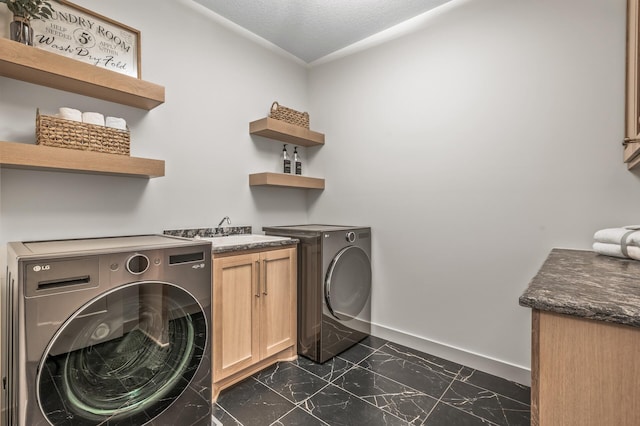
[37,282,207,426]
[325,245,372,321]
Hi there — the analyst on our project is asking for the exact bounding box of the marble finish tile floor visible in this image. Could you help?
[213,337,530,426]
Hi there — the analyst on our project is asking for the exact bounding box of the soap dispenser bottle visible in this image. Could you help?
[282,144,291,173]
[293,147,302,175]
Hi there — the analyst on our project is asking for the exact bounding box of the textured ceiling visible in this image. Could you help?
[193,0,452,63]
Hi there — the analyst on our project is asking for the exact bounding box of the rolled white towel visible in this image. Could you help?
[82,112,105,126]
[58,107,82,122]
[105,116,127,130]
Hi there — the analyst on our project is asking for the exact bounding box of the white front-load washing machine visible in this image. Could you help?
[263,225,372,363]
[1,235,212,425]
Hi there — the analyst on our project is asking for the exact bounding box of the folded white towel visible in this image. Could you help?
[105,116,127,130]
[593,225,640,261]
[82,112,105,126]
[593,227,640,244]
[593,242,640,261]
[58,107,82,122]
[593,242,627,258]
[625,228,640,246]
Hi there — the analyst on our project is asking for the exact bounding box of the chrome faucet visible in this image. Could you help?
[215,216,231,235]
[217,216,231,228]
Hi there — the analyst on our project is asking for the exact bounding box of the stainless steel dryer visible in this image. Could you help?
[1,235,212,426]
[263,225,371,363]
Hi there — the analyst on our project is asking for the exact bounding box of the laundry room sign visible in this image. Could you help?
[29,0,141,78]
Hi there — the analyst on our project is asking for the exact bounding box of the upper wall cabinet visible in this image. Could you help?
[0,38,165,110]
[626,0,640,169]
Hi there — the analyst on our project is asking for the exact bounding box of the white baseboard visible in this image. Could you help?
[370,322,531,386]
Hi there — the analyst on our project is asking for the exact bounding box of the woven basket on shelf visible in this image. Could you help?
[36,109,130,155]
[269,101,309,129]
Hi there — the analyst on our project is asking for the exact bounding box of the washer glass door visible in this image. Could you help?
[37,282,207,426]
[325,246,372,321]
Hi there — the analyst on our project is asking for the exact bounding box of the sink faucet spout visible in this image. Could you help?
[217,216,231,228]
[214,216,231,236]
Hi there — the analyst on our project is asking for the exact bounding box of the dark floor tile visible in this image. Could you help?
[216,378,295,426]
[360,352,454,399]
[302,384,410,426]
[335,366,438,425]
[212,403,242,425]
[213,338,531,426]
[271,407,329,426]
[380,342,463,378]
[441,380,530,426]
[457,367,530,405]
[360,335,389,349]
[295,355,354,382]
[253,362,329,403]
[425,403,495,425]
[337,342,377,364]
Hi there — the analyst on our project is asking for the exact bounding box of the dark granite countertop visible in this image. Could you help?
[205,235,298,254]
[163,226,252,239]
[519,248,640,327]
[163,227,297,254]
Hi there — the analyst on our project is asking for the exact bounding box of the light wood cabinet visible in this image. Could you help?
[531,310,640,426]
[212,247,297,401]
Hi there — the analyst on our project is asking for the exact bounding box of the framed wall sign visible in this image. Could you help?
[30,1,141,78]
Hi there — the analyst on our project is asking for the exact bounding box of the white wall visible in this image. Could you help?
[0,0,310,254]
[308,0,639,383]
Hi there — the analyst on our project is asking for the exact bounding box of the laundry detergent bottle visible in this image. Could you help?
[293,147,302,175]
[282,144,291,173]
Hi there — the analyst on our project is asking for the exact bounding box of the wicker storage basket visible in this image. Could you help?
[36,110,130,155]
[269,101,309,129]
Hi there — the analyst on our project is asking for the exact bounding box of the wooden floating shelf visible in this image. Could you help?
[249,117,325,189]
[0,38,165,110]
[249,172,325,189]
[0,141,165,178]
[249,118,324,147]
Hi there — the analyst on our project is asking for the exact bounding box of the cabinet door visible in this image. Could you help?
[213,253,260,381]
[534,310,640,426]
[259,248,297,359]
